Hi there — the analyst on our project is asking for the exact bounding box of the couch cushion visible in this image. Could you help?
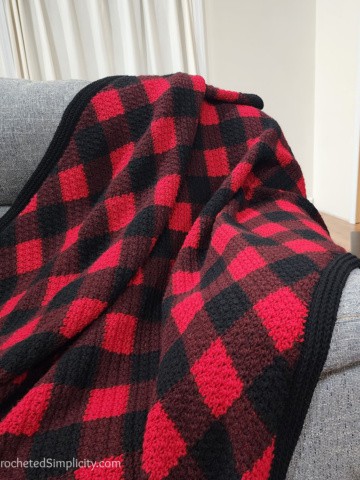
[0,78,89,206]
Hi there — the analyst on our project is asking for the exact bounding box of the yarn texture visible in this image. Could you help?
[0,73,358,480]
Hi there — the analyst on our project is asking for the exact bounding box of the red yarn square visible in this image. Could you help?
[83,385,130,421]
[172,270,200,295]
[205,147,230,177]
[172,291,204,334]
[60,298,107,338]
[151,117,176,154]
[254,287,308,352]
[0,291,25,319]
[285,239,327,253]
[191,338,243,417]
[16,239,42,274]
[228,246,266,280]
[60,224,81,252]
[142,402,186,479]
[142,78,170,103]
[59,165,89,202]
[0,383,53,436]
[200,103,219,125]
[92,89,124,121]
[105,194,135,232]
[253,222,288,238]
[110,143,134,177]
[103,313,137,355]
[169,202,192,232]
[42,274,78,306]
[154,174,180,207]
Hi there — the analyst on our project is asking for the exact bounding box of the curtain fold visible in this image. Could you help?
[0,1,16,77]
[0,0,207,80]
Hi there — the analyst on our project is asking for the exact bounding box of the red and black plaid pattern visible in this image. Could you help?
[0,73,356,480]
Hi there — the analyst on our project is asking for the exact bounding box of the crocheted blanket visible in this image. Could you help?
[0,73,358,480]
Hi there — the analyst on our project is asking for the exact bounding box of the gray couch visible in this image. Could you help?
[0,79,359,479]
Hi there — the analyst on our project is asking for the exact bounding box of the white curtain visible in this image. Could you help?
[0,0,17,77]
[0,0,207,80]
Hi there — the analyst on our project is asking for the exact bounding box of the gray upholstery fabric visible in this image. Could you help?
[287,268,360,479]
[0,78,89,206]
[0,206,10,217]
[0,78,359,479]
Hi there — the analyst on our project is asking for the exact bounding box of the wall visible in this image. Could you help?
[203,0,316,199]
[313,0,360,222]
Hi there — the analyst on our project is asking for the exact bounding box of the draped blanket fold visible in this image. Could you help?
[0,73,358,480]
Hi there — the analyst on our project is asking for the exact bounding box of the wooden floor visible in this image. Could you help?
[321,212,360,252]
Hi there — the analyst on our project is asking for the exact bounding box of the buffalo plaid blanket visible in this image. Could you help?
[0,73,358,480]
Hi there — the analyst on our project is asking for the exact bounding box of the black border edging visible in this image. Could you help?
[0,76,118,233]
[270,252,360,479]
